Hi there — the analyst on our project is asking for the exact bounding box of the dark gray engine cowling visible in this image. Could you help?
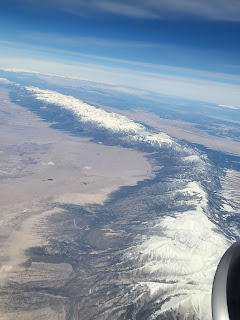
[212,240,240,320]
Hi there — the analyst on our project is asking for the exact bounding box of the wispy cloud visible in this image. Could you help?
[0,77,16,85]
[19,31,161,49]
[15,0,240,21]
[218,104,238,110]
[1,39,240,84]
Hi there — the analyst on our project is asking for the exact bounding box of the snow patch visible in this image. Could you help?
[183,155,201,163]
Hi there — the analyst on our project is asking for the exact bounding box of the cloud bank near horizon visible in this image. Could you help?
[1,59,239,109]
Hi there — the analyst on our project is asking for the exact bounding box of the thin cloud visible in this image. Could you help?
[0,77,15,85]
[218,104,238,110]
[19,31,161,49]
[1,39,240,84]
[12,0,240,21]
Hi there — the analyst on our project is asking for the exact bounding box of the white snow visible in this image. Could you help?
[25,86,173,148]
[221,169,240,214]
[183,155,202,163]
[124,181,230,319]
[160,294,191,313]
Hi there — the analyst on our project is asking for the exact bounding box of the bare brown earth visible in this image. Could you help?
[0,86,157,315]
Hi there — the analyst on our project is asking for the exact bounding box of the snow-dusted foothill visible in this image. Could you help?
[123,181,229,319]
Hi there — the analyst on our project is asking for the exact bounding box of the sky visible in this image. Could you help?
[0,0,240,107]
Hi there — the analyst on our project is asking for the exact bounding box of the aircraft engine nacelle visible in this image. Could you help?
[212,240,240,320]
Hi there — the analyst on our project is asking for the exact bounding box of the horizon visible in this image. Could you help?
[1,0,240,107]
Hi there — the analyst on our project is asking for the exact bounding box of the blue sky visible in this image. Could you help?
[1,0,240,107]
